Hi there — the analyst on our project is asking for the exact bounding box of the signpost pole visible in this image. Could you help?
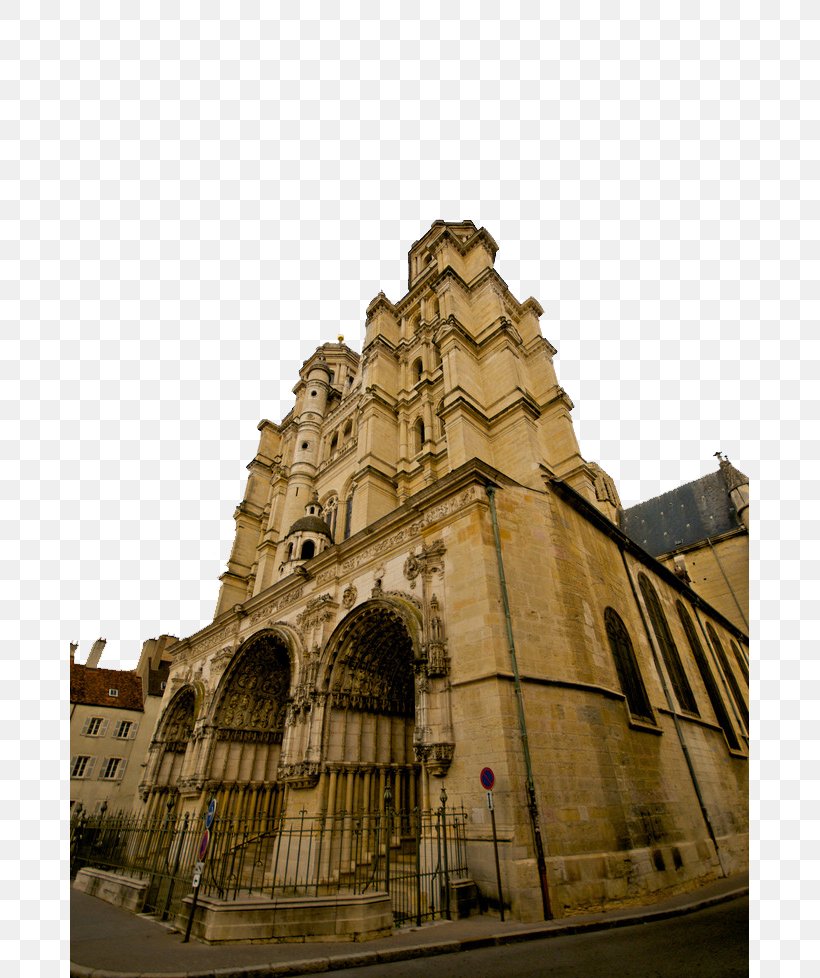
[488,792,504,922]
[480,767,504,922]
[183,798,216,944]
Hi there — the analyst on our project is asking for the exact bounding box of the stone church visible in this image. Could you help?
[138,221,749,920]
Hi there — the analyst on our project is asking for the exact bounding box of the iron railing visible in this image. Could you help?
[70,804,470,927]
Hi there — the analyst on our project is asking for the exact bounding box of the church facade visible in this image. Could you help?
[138,221,749,920]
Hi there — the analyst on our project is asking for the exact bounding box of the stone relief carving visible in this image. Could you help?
[414,742,454,777]
[342,583,357,609]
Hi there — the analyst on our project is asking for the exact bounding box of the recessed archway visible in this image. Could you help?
[208,630,294,821]
[320,598,421,817]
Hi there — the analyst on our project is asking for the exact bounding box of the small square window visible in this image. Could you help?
[108,688,119,697]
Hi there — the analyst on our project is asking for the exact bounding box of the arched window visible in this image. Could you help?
[706,622,749,729]
[286,542,293,561]
[677,602,740,750]
[604,608,655,723]
[343,420,353,443]
[730,639,749,686]
[412,357,423,384]
[329,432,339,455]
[343,487,355,540]
[638,573,699,715]
[414,418,425,454]
[300,540,315,560]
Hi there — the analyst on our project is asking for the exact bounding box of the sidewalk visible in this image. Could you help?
[70,870,748,978]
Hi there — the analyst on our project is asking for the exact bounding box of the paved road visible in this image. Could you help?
[309,896,749,978]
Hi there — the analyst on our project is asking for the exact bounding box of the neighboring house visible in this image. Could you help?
[70,635,175,814]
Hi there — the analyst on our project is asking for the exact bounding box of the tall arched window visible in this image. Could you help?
[638,574,699,715]
[414,418,425,454]
[677,602,740,750]
[706,622,749,729]
[329,432,338,455]
[300,540,315,560]
[604,608,655,723]
[343,420,353,443]
[343,487,355,540]
[412,357,423,384]
[730,639,749,686]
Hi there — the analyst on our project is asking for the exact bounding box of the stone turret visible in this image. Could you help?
[278,495,333,579]
[718,454,750,530]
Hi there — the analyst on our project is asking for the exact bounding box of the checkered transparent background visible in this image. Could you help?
[0,3,812,974]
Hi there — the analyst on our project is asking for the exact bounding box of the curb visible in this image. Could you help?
[69,885,748,978]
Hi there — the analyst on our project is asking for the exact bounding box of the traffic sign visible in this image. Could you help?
[480,767,495,791]
[192,860,204,888]
[198,829,210,860]
[205,798,216,830]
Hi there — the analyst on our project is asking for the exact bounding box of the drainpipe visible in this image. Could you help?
[620,549,727,877]
[485,484,552,920]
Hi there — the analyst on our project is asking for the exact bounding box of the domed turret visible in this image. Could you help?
[278,495,334,579]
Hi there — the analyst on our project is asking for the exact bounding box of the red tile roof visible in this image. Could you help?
[70,663,144,712]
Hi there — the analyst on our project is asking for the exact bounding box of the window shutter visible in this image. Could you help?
[99,719,109,737]
[129,722,139,740]
[81,718,91,735]
[117,758,127,781]
[70,754,77,774]
[85,757,96,779]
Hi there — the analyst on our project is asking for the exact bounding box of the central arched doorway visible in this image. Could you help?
[320,598,421,820]
[208,630,292,822]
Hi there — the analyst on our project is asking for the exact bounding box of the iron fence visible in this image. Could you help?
[70,803,470,927]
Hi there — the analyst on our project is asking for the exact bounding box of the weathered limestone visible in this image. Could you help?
[177,892,393,944]
[73,869,148,913]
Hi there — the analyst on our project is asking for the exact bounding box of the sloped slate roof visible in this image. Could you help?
[620,468,744,557]
[70,663,144,712]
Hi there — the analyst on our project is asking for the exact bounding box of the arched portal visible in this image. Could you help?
[320,599,421,820]
[141,686,197,817]
[208,630,293,821]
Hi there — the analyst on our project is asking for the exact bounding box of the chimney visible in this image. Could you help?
[69,642,77,666]
[85,638,106,669]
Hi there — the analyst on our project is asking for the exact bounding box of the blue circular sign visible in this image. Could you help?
[205,799,216,830]
[480,767,495,791]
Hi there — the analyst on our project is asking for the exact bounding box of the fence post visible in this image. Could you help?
[383,783,392,896]
[414,806,422,927]
[440,787,451,920]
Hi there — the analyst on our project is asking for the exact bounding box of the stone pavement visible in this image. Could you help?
[70,871,748,978]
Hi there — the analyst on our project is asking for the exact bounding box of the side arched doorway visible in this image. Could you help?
[319,598,422,821]
[140,686,197,818]
[207,630,293,823]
